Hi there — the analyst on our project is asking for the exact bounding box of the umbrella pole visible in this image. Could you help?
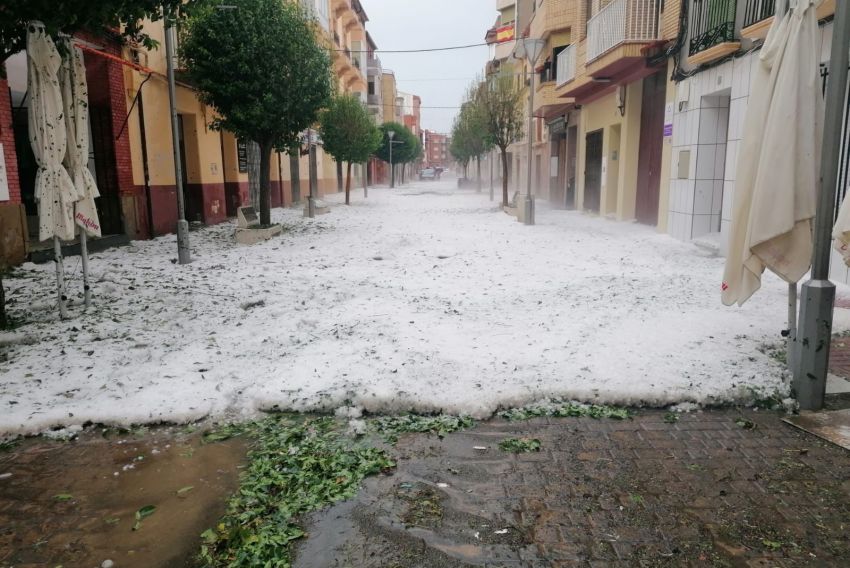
[787,282,797,371]
[80,231,91,307]
[53,237,68,319]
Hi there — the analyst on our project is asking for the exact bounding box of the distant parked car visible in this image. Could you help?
[419,167,437,181]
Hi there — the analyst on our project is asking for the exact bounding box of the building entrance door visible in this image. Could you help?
[584,129,603,213]
[635,71,666,225]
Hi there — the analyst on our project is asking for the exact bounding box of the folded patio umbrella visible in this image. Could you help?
[721,0,823,307]
[60,39,101,239]
[27,22,80,243]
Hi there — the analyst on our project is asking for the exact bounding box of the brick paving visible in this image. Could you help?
[829,335,850,377]
[298,408,850,568]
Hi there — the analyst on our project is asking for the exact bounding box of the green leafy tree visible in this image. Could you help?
[374,122,417,186]
[181,0,332,225]
[449,117,473,178]
[476,71,524,207]
[451,87,493,190]
[0,0,198,67]
[319,94,381,205]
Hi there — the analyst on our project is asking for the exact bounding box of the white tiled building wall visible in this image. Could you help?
[668,53,753,245]
[667,22,835,259]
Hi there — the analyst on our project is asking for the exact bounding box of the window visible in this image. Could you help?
[368,80,375,96]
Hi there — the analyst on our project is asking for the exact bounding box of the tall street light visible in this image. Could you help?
[164,18,191,263]
[793,0,850,409]
[388,130,395,188]
[515,36,546,226]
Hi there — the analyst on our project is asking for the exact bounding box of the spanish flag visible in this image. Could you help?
[495,23,515,43]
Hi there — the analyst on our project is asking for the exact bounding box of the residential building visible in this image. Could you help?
[484,0,535,195]
[0,0,386,265]
[423,130,450,169]
[665,0,837,253]
[380,71,398,124]
[555,0,672,226]
[2,30,142,260]
[1,62,27,264]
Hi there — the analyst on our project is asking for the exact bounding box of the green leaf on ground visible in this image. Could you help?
[132,505,156,531]
[498,437,541,453]
[370,414,475,444]
[53,493,74,502]
[176,486,194,497]
[498,401,632,421]
[735,418,757,430]
[199,416,395,566]
[663,412,679,423]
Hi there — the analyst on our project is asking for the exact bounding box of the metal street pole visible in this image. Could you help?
[388,130,395,188]
[307,129,317,218]
[792,0,850,410]
[363,162,368,198]
[524,61,536,225]
[164,20,191,264]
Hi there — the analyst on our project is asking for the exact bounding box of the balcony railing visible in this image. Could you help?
[743,0,774,28]
[689,0,737,55]
[587,0,659,63]
[556,44,576,86]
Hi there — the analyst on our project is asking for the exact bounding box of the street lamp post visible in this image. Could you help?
[516,37,546,226]
[164,19,191,263]
[792,0,850,409]
[388,130,395,188]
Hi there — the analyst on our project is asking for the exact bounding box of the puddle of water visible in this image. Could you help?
[0,428,246,567]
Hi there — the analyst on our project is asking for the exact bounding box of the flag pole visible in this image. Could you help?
[792,0,850,409]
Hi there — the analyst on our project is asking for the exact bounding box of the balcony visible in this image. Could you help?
[556,44,576,86]
[367,55,382,78]
[741,0,835,40]
[587,0,659,63]
[688,0,740,65]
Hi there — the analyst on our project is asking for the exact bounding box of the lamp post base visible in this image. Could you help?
[792,279,835,410]
[523,194,535,226]
[176,220,191,265]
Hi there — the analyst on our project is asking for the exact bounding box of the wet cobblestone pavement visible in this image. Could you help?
[295,408,850,568]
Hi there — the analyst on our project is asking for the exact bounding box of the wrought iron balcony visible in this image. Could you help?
[689,0,737,56]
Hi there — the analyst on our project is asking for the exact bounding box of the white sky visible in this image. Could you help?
[362,0,496,133]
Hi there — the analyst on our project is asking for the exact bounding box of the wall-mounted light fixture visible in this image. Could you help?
[616,85,626,116]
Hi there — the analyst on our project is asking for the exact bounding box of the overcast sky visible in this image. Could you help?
[362,0,496,134]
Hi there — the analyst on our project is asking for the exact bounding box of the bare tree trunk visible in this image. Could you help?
[289,152,301,204]
[345,162,352,205]
[259,141,272,226]
[476,157,482,193]
[336,161,344,193]
[501,147,509,207]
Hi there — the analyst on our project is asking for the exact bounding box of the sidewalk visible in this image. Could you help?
[295,408,850,567]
